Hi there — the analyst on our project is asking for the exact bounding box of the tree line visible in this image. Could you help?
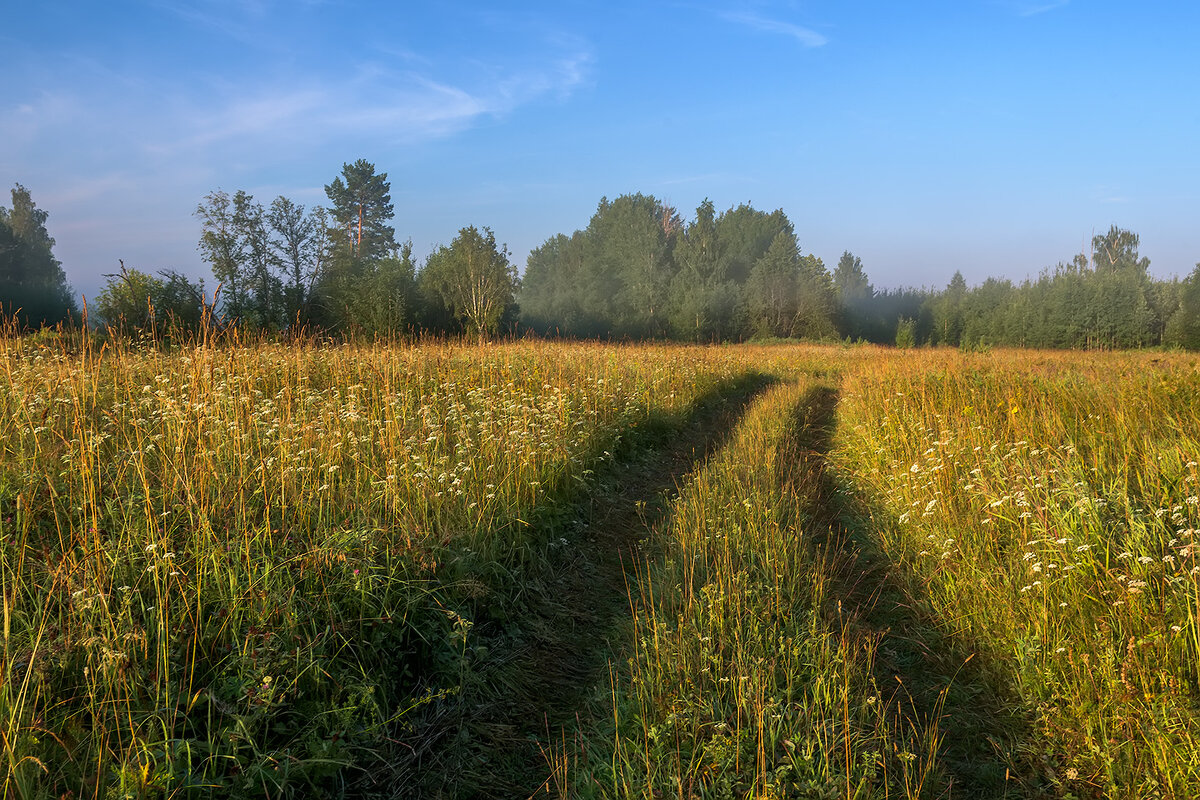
[112,160,519,340]
[521,199,1200,350]
[3,165,1200,349]
[521,194,839,341]
[840,226,1200,350]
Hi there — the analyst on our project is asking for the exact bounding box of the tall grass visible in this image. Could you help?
[0,335,749,796]
[6,336,1199,798]
[576,347,1200,799]
[832,348,1200,797]
[574,370,970,798]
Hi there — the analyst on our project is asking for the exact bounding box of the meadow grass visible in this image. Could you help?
[572,368,1009,799]
[570,376,889,799]
[573,346,1200,799]
[0,334,753,797]
[831,348,1200,797]
[3,336,1200,798]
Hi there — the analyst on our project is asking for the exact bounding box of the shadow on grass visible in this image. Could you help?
[778,384,1051,799]
[388,372,777,799]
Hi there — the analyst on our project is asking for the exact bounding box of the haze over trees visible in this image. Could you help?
[916,226,1192,350]
[195,188,330,331]
[91,262,205,336]
[520,195,840,341]
[191,161,426,336]
[5,166,1200,350]
[0,184,76,327]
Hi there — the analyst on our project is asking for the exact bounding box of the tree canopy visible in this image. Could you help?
[519,195,839,342]
[10,164,1200,350]
[324,159,396,263]
[93,262,205,338]
[78,161,1200,351]
[421,226,517,341]
[0,184,76,327]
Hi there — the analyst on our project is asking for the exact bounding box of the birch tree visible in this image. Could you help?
[421,226,517,340]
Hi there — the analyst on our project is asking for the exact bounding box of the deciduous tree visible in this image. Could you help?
[196,190,249,323]
[93,262,205,336]
[266,196,326,325]
[0,184,76,326]
[422,226,517,341]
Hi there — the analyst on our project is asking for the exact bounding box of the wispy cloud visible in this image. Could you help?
[148,51,591,158]
[722,11,827,47]
[108,2,596,158]
[2,14,595,296]
[145,0,334,50]
[146,0,261,44]
[4,16,594,179]
[156,87,330,152]
[1009,0,1070,17]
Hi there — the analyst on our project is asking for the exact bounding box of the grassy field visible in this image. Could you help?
[1,336,1198,798]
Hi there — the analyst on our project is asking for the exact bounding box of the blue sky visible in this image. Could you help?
[3,0,1198,301]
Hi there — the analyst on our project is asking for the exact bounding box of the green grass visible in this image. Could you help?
[575,377,888,798]
[571,374,1022,798]
[0,336,751,796]
[831,349,1200,797]
[3,338,1200,798]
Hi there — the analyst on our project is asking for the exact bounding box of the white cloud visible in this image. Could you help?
[1022,1,1069,16]
[13,45,592,167]
[722,11,827,47]
[3,24,595,297]
[998,0,1069,17]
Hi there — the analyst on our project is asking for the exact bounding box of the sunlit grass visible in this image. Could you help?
[0,335,748,796]
[4,337,1200,798]
[577,373,969,798]
[584,378,871,797]
[832,348,1200,797]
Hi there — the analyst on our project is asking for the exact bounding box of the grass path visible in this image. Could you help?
[561,376,1058,798]
[782,384,1049,797]
[486,374,1058,799]
[404,374,774,798]
[0,341,765,797]
[7,344,1196,797]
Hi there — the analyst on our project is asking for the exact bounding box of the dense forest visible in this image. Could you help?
[519,196,1200,349]
[3,163,1200,349]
